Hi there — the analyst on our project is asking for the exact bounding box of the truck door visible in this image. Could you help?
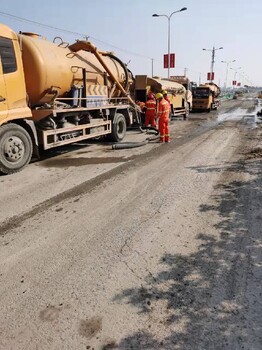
[0,56,7,122]
[134,75,147,102]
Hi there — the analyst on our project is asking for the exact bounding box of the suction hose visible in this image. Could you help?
[112,140,148,150]
[105,53,130,91]
[112,133,159,150]
[139,126,159,134]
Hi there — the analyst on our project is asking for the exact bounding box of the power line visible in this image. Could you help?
[0,11,152,60]
[1,11,255,84]
[0,11,85,37]
[0,11,211,77]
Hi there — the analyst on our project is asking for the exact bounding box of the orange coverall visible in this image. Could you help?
[145,98,156,127]
[164,95,171,117]
[157,98,170,142]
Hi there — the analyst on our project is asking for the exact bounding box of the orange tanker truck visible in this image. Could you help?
[132,75,191,119]
[192,82,221,112]
[0,23,139,174]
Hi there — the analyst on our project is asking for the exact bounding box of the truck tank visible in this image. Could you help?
[147,77,186,108]
[18,33,131,107]
[200,83,221,97]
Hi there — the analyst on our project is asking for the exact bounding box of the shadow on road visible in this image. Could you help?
[109,158,262,350]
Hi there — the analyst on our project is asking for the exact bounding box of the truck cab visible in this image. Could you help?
[192,84,220,112]
[0,24,32,125]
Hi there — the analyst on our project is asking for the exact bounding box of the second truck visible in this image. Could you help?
[192,82,221,112]
[133,75,191,120]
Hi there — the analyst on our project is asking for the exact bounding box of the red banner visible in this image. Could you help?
[163,53,175,69]
[207,72,215,81]
[163,54,168,68]
[237,82,241,87]
[232,80,237,86]
[170,53,175,68]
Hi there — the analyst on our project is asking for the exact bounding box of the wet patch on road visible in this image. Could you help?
[38,157,126,168]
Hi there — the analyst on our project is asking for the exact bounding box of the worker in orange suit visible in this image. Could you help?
[136,100,146,111]
[136,100,146,124]
[145,93,156,127]
[162,90,172,119]
[156,92,170,143]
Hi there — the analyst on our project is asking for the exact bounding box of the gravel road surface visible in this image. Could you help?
[0,97,261,350]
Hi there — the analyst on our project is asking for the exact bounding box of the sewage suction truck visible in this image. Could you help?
[192,82,221,112]
[0,23,138,174]
[133,75,190,119]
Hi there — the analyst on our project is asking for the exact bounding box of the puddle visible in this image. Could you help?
[217,104,260,128]
[217,107,252,122]
[39,156,126,168]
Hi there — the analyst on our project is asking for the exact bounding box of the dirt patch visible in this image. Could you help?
[39,305,62,322]
[79,317,102,339]
[245,148,262,159]
[101,339,118,349]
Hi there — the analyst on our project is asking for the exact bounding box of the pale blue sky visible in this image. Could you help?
[0,0,260,86]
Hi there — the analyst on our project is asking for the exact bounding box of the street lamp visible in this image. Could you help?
[238,71,245,87]
[152,7,187,79]
[221,60,236,89]
[202,46,223,83]
[230,67,242,88]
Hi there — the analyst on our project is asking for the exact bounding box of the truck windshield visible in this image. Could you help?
[192,88,210,98]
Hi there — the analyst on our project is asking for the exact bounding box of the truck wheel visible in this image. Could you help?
[109,113,127,142]
[0,123,33,175]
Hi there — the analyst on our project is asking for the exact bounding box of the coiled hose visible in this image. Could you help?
[112,129,159,150]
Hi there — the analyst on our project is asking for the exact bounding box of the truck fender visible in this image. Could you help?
[18,119,40,159]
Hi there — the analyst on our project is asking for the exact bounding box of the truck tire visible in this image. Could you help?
[0,123,33,175]
[109,113,127,142]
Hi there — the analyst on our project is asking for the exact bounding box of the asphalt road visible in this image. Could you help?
[0,97,261,350]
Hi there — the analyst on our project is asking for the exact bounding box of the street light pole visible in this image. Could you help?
[230,67,242,88]
[151,58,154,77]
[152,7,187,79]
[203,46,223,83]
[221,60,236,89]
[199,72,202,85]
[167,16,170,79]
